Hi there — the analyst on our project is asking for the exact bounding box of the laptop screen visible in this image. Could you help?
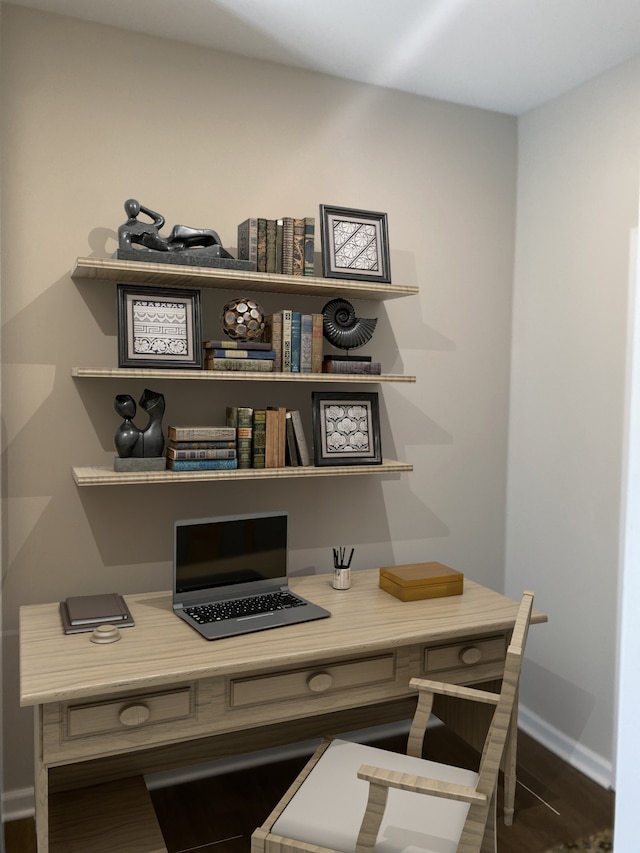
[174,512,288,596]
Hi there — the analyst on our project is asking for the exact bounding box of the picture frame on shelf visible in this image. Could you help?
[319,205,391,283]
[311,391,382,466]
[117,284,203,369]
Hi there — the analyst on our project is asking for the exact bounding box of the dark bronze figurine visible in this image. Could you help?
[117,199,232,257]
[114,388,165,458]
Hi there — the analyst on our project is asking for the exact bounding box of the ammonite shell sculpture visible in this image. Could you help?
[321,298,377,351]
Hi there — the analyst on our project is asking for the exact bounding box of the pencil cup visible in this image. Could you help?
[333,567,351,590]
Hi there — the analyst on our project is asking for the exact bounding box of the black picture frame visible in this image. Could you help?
[311,391,382,466]
[117,284,203,369]
[319,205,391,283]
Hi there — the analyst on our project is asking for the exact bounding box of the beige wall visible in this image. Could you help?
[507,55,640,782]
[0,5,517,799]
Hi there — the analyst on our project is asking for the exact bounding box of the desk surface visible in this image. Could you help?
[20,570,546,707]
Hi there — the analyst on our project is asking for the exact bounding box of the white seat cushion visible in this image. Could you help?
[271,739,479,853]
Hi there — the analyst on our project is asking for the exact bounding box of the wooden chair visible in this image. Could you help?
[251,590,534,853]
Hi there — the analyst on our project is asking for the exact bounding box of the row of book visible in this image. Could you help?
[265,311,323,373]
[237,217,315,276]
[165,413,311,471]
[203,338,277,373]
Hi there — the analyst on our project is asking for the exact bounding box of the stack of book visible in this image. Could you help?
[204,339,276,373]
[60,592,134,635]
[166,425,238,471]
[226,405,311,469]
[264,310,323,373]
[237,217,315,276]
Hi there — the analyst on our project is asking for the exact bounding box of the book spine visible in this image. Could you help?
[208,349,276,359]
[266,219,277,273]
[265,312,283,372]
[321,360,382,374]
[265,408,280,468]
[252,409,267,468]
[168,426,236,441]
[167,447,237,460]
[311,312,323,373]
[289,409,311,466]
[281,309,293,372]
[226,406,253,469]
[290,311,301,373]
[203,339,273,351]
[167,458,239,471]
[300,314,313,373]
[275,406,286,467]
[237,218,258,265]
[292,218,305,275]
[285,412,299,466]
[276,219,284,273]
[206,358,274,372]
[168,440,235,450]
[304,217,315,276]
[257,218,267,272]
[281,217,294,275]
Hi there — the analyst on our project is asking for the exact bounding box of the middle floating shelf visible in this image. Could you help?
[72,367,416,384]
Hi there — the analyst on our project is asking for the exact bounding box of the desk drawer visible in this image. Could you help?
[231,654,396,708]
[66,687,193,738]
[424,635,506,678]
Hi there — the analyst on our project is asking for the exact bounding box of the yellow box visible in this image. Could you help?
[379,562,464,602]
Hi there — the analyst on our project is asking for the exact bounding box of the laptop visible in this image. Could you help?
[172,511,331,640]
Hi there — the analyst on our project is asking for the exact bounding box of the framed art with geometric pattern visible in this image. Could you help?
[311,391,382,466]
[319,205,391,283]
[117,284,203,369]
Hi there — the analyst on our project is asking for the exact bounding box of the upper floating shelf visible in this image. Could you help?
[71,257,419,301]
[71,367,416,384]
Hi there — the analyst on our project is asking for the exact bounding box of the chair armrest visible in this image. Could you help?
[357,764,487,806]
[409,677,500,705]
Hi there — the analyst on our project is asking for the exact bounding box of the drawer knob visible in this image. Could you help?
[306,672,334,693]
[459,646,482,665]
[119,703,151,726]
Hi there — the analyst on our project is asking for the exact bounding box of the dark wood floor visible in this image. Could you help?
[4,728,614,853]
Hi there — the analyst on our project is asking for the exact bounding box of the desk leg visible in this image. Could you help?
[34,707,49,853]
[502,693,519,827]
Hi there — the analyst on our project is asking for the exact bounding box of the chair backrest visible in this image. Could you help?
[475,590,534,798]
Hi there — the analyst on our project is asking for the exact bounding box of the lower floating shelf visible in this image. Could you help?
[72,460,413,486]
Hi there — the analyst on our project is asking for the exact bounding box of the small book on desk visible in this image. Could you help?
[60,592,134,634]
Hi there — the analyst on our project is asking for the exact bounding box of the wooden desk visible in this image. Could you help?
[20,570,546,853]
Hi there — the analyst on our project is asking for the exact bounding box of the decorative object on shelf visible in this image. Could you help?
[221,297,266,342]
[321,298,377,352]
[116,198,254,270]
[113,388,166,472]
[117,284,203,369]
[332,547,354,590]
[311,391,382,466]
[319,205,391,283]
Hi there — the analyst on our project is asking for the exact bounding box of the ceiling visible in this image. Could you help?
[6,0,640,114]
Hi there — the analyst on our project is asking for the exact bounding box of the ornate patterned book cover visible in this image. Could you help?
[266,219,278,273]
[290,311,301,372]
[205,357,274,371]
[264,312,283,372]
[226,406,253,469]
[257,218,268,272]
[300,314,313,372]
[292,218,305,275]
[252,409,267,468]
[304,217,315,276]
[281,309,293,372]
[281,217,294,275]
[237,218,258,263]
[311,313,324,373]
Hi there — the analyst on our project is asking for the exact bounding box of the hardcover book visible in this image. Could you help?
[289,409,311,466]
[266,219,277,273]
[60,592,134,634]
[226,406,253,468]
[252,409,267,468]
[264,312,283,372]
[265,407,281,468]
[205,358,274,372]
[204,339,273,351]
[237,218,258,266]
[300,314,313,373]
[168,425,236,441]
[168,440,236,450]
[167,458,239,471]
[281,309,293,372]
[292,218,305,275]
[166,447,237,460]
[304,216,315,276]
[285,412,299,466]
[207,349,276,360]
[257,218,268,272]
[311,313,324,373]
[281,217,294,275]
[290,311,301,373]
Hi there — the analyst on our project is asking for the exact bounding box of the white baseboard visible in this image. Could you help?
[2,786,34,822]
[518,703,614,790]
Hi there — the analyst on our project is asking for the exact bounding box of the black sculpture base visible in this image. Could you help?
[324,354,372,362]
[113,456,167,473]
[114,249,256,271]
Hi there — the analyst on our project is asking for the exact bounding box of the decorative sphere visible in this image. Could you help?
[221,297,266,341]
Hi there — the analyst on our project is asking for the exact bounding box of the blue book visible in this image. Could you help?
[209,349,276,359]
[167,458,239,471]
[290,311,301,373]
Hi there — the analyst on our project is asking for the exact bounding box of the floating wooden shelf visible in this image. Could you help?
[71,256,419,301]
[72,367,416,384]
[72,460,413,486]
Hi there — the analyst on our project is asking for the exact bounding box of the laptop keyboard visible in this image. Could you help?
[185,591,307,624]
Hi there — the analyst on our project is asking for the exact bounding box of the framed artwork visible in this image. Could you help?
[311,391,382,466]
[117,284,203,369]
[319,205,391,283]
